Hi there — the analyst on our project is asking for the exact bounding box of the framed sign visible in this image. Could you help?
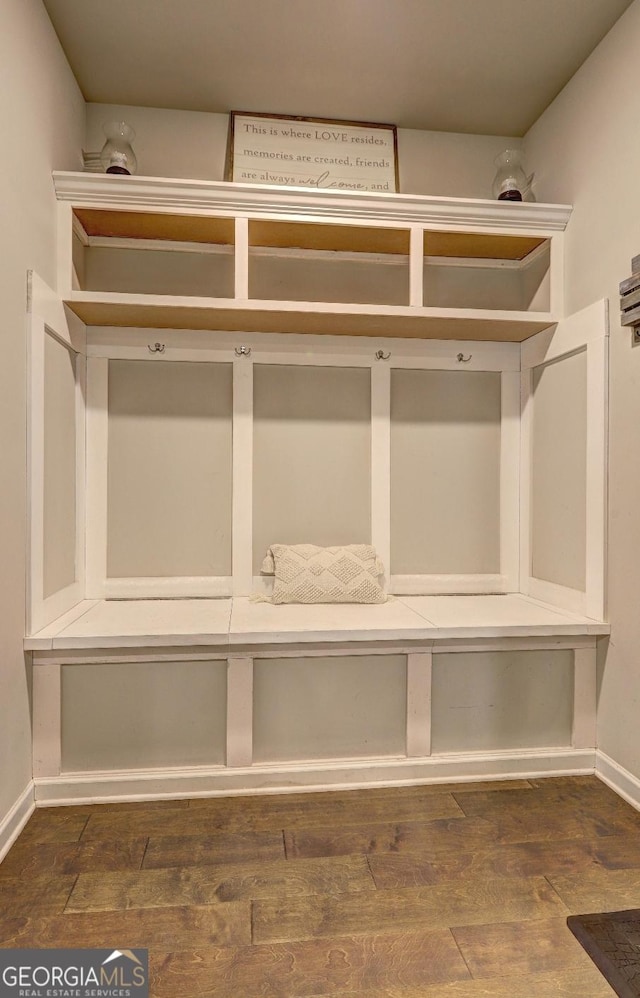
[226,112,398,193]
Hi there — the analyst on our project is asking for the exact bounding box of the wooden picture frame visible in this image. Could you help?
[226,111,399,193]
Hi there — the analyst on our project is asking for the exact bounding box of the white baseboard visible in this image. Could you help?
[0,783,35,860]
[34,748,596,806]
[596,750,640,811]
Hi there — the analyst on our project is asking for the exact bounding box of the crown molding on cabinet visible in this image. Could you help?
[53,172,572,232]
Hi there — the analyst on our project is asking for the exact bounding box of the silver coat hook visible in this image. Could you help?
[235,346,252,357]
[375,350,391,361]
[148,342,165,354]
[457,352,472,363]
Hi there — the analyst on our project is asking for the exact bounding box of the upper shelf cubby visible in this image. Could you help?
[54,172,572,342]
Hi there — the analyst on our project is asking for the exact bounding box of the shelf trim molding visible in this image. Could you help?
[53,172,573,233]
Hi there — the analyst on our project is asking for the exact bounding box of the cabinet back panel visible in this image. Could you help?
[531,351,587,592]
[252,365,371,573]
[106,360,232,578]
[249,254,409,306]
[432,650,573,752]
[390,369,501,575]
[253,655,406,762]
[43,333,77,598]
[61,660,227,770]
[82,246,234,298]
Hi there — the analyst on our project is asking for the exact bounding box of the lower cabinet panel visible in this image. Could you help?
[431,649,574,753]
[61,660,227,771]
[253,655,407,763]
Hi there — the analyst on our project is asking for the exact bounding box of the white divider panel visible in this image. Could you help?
[32,663,61,778]
[234,216,249,299]
[585,336,608,621]
[61,660,228,771]
[226,657,254,767]
[406,652,432,757]
[409,227,424,307]
[521,299,608,619]
[572,646,597,749]
[371,362,391,582]
[390,368,502,588]
[252,364,372,574]
[531,350,587,593]
[232,356,254,595]
[43,333,77,598]
[85,357,109,598]
[500,372,521,592]
[27,273,86,633]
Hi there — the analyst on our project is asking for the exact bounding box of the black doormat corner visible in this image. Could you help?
[568,909,640,998]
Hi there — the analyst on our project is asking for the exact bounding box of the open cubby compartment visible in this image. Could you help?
[247,218,410,305]
[422,230,551,312]
[70,206,235,298]
[26,287,608,625]
[249,355,517,598]
[520,299,608,620]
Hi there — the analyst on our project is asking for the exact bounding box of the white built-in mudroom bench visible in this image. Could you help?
[24,172,610,804]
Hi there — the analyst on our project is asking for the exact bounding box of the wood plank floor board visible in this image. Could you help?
[143,830,286,869]
[284,804,628,860]
[79,792,464,839]
[285,817,497,860]
[368,833,640,888]
[453,784,640,830]
[15,809,89,844]
[0,836,148,877]
[66,856,375,912]
[148,929,471,998]
[450,916,591,978]
[252,875,569,944]
[0,902,250,950]
[299,962,617,997]
[0,875,77,924]
[184,783,499,808]
[548,866,640,913]
[37,798,191,817]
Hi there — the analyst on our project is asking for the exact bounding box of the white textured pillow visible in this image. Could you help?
[262,543,387,604]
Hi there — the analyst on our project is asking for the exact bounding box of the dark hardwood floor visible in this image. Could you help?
[3,775,639,996]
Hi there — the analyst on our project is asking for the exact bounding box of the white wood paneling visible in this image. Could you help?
[520,299,608,619]
[585,333,609,621]
[85,357,109,598]
[32,663,62,778]
[371,361,391,582]
[226,657,253,767]
[409,226,424,307]
[500,372,521,591]
[232,356,254,595]
[26,274,86,634]
[234,216,249,299]
[406,652,432,757]
[572,646,597,750]
[33,747,596,806]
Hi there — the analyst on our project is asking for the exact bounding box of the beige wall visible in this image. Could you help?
[85,103,521,199]
[524,0,640,777]
[0,0,84,823]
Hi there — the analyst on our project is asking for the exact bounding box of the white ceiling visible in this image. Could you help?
[43,0,633,136]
